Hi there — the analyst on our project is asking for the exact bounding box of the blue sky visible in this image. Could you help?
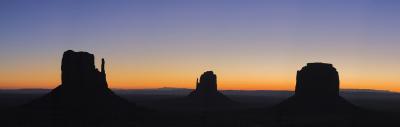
[1,0,400,91]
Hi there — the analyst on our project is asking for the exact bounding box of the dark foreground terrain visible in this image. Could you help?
[1,88,399,127]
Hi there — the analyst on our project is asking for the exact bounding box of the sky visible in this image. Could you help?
[1,0,400,92]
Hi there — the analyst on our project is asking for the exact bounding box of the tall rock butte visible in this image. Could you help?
[37,50,127,106]
[295,63,340,98]
[193,71,218,95]
[188,71,233,106]
[61,50,108,90]
[19,50,136,127]
[275,62,358,126]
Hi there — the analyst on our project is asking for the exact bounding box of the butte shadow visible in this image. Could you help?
[134,71,242,127]
[271,63,359,127]
[149,71,237,111]
[150,71,237,111]
[7,50,138,127]
[187,71,235,107]
[150,71,240,127]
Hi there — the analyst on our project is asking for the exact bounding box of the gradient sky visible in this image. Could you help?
[1,0,400,91]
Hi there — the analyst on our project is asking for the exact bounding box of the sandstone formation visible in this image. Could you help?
[295,63,340,98]
[16,50,136,127]
[188,71,233,106]
[275,63,358,126]
[191,71,218,96]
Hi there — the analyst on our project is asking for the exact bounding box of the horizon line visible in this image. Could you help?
[0,87,396,93]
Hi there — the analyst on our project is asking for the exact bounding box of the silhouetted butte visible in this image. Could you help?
[11,50,136,127]
[188,71,234,106]
[274,63,358,126]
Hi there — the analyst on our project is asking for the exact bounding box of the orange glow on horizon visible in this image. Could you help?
[0,56,399,92]
[1,75,399,92]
